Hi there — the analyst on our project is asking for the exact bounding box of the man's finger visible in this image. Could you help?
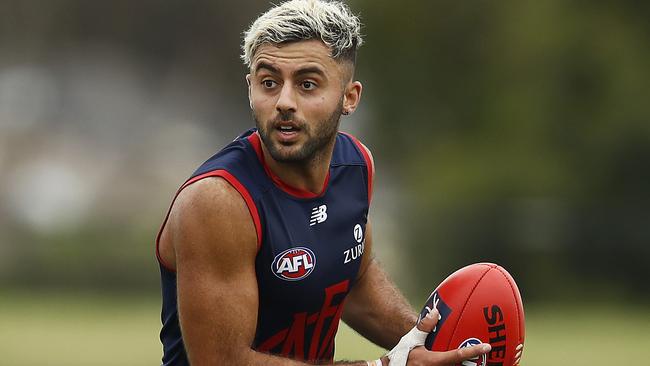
[433,343,491,364]
[416,308,440,332]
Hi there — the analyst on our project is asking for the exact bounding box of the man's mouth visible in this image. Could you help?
[275,122,301,134]
[271,122,302,143]
[278,125,297,132]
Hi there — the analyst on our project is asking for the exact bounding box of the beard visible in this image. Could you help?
[254,102,343,164]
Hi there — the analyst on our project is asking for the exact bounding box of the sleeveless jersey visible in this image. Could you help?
[157,128,373,365]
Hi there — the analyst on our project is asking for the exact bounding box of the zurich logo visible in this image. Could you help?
[271,247,316,281]
[458,338,487,366]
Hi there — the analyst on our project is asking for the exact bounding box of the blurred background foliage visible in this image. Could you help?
[357,0,650,302]
[0,0,649,363]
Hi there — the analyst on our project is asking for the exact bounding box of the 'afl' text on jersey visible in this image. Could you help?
[157,128,373,365]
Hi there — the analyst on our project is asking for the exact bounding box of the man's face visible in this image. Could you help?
[247,40,354,164]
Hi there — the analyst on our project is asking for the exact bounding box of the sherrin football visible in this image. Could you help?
[419,263,525,366]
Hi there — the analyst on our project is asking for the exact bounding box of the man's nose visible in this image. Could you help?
[275,83,297,114]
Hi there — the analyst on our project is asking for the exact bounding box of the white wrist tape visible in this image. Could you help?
[385,326,429,366]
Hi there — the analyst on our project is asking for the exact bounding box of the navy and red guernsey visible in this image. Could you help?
[157,128,373,365]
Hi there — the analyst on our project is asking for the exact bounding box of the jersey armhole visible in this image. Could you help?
[155,170,263,273]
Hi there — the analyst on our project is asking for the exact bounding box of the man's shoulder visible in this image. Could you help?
[173,167,263,248]
[174,177,245,220]
[159,175,257,272]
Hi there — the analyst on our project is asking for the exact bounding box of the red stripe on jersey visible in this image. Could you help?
[155,170,262,272]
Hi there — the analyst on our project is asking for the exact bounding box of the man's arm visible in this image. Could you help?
[166,177,371,366]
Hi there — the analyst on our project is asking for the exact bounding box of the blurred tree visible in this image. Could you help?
[355,0,650,301]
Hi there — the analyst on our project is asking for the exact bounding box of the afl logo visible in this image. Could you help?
[271,247,316,281]
[458,338,487,366]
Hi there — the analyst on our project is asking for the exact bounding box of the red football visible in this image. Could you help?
[419,263,525,366]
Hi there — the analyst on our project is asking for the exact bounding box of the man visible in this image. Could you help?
[156,1,491,365]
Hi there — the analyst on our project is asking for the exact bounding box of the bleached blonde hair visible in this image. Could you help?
[241,0,363,67]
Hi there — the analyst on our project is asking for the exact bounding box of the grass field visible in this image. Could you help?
[0,291,648,365]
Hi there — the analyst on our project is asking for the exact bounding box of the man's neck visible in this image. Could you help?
[260,142,335,195]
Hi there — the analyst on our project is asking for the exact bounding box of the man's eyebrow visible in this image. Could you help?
[254,62,279,75]
[294,66,326,78]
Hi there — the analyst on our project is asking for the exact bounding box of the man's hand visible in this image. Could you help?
[385,308,491,366]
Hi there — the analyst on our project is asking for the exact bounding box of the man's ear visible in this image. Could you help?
[246,74,253,109]
[342,81,363,115]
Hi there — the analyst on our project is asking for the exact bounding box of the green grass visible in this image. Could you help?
[0,292,160,365]
[0,292,648,365]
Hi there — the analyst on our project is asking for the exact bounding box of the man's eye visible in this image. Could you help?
[301,81,316,90]
[262,80,276,88]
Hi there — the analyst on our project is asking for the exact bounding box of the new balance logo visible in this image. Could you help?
[310,205,328,226]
